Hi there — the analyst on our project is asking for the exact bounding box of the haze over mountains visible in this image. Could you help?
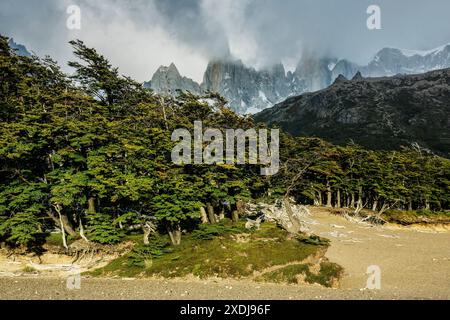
[146,43,450,114]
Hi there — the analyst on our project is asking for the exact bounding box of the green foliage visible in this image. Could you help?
[191,220,247,240]
[258,264,310,284]
[258,261,343,287]
[305,262,344,287]
[383,209,450,225]
[90,223,323,280]
[86,212,124,244]
[0,211,42,246]
[128,236,173,267]
[275,135,450,212]
[298,235,330,246]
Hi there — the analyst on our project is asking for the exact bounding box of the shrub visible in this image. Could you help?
[0,211,42,247]
[191,221,247,240]
[128,236,172,267]
[299,235,330,246]
[87,212,124,244]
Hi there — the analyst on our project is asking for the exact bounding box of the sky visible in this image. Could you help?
[1,0,450,82]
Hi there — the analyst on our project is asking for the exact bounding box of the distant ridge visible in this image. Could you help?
[255,68,450,157]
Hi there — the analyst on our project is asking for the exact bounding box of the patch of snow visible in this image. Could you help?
[258,90,270,103]
[246,106,263,115]
[399,43,450,57]
[328,62,337,71]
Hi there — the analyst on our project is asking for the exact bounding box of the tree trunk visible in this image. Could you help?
[143,227,151,245]
[425,199,431,211]
[336,189,341,208]
[88,197,96,213]
[167,224,182,246]
[326,182,332,208]
[372,199,379,212]
[350,193,356,208]
[60,214,77,237]
[200,207,209,224]
[378,203,389,216]
[318,192,323,206]
[231,200,246,223]
[206,203,216,224]
[54,204,68,249]
[143,221,156,245]
[354,200,364,216]
[236,200,245,214]
[231,210,239,223]
[219,207,225,221]
[408,199,413,211]
[357,186,363,204]
[48,209,76,237]
[79,218,89,242]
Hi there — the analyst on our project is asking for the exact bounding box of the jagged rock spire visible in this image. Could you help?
[352,71,363,81]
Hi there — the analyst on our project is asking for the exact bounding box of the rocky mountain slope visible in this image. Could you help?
[144,63,201,96]
[8,39,31,57]
[200,59,306,113]
[146,44,450,114]
[254,68,450,156]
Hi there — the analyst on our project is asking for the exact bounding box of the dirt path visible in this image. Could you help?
[1,208,449,300]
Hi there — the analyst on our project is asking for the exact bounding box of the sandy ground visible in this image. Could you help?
[1,208,449,300]
[304,208,450,299]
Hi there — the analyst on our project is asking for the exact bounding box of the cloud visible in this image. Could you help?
[1,0,450,82]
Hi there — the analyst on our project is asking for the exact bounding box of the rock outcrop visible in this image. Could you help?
[144,63,201,96]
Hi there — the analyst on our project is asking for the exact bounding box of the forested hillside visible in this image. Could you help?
[1,35,449,251]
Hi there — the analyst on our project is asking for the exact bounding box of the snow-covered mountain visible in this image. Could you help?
[145,55,330,114]
[146,43,450,114]
[362,44,450,77]
[200,59,307,114]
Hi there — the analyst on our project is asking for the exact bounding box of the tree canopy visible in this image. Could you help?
[1,35,449,250]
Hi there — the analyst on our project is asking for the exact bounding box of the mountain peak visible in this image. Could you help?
[333,74,348,84]
[155,63,180,76]
[168,62,178,71]
[352,71,363,81]
[148,63,200,96]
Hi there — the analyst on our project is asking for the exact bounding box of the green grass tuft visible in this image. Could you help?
[384,210,450,225]
[258,261,343,287]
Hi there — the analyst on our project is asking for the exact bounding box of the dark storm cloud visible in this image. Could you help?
[152,0,231,57]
